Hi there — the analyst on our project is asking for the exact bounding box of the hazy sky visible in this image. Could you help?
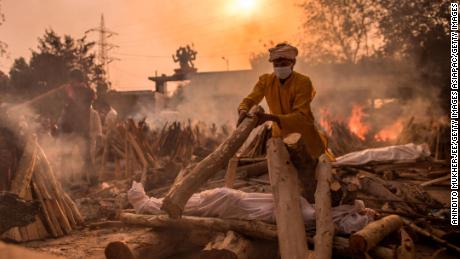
[0,0,303,90]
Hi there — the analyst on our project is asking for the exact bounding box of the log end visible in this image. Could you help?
[105,241,135,259]
[282,133,302,146]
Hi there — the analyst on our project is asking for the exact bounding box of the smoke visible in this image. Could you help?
[2,103,88,183]
[121,70,268,130]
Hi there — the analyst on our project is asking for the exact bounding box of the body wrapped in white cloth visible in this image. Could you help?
[128,181,373,235]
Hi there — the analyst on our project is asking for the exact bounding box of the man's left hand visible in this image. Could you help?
[256,112,281,128]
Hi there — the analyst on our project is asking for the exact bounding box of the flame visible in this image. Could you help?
[374,120,403,142]
[348,105,369,140]
[319,108,332,135]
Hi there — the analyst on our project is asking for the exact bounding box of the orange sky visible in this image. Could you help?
[0,0,304,90]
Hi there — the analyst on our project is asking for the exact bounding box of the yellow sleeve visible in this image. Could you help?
[238,75,266,112]
[276,77,315,130]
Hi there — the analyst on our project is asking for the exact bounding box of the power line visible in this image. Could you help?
[85,14,119,83]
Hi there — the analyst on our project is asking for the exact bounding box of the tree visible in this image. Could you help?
[300,0,382,64]
[375,0,450,111]
[0,0,7,58]
[9,30,107,98]
[0,70,8,95]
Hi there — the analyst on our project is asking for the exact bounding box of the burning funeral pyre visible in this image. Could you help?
[0,100,456,259]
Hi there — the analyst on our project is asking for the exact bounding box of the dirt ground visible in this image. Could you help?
[23,226,152,259]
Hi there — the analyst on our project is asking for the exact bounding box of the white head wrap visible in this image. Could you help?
[269,43,298,62]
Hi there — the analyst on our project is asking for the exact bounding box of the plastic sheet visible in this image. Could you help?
[333,143,430,166]
[128,181,373,234]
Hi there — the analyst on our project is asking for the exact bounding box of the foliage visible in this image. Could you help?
[8,30,107,98]
[0,0,7,58]
[300,0,381,64]
[375,0,450,110]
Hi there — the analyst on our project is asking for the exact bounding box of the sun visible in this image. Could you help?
[229,0,257,15]
[236,0,257,12]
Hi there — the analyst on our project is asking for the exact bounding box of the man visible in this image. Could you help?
[58,69,99,184]
[237,43,326,201]
[98,102,118,127]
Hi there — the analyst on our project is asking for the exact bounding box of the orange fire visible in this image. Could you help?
[374,120,404,142]
[348,105,369,140]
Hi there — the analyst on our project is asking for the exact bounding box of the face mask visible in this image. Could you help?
[274,66,292,79]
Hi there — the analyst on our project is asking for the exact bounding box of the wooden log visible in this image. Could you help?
[402,218,460,254]
[120,213,392,258]
[349,215,403,254]
[18,187,40,241]
[224,157,239,188]
[358,173,415,214]
[283,133,317,203]
[1,138,37,241]
[237,160,267,178]
[267,138,309,259]
[120,213,278,240]
[420,174,450,187]
[33,169,64,237]
[368,246,394,259]
[283,133,313,168]
[161,106,263,218]
[396,228,415,259]
[31,181,59,237]
[201,230,278,259]
[104,241,135,259]
[201,230,256,259]
[314,155,334,259]
[34,153,72,234]
[9,138,37,198]
[62,192,84,224]
[105,228,216,259]
[127,133,148,185]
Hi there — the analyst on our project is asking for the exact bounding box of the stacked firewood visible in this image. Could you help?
[115,114,459,258]
[330,158,458,256]
[0,129,83,242]
[97,119,228,185]
[397,118,450,160]
[327,121,367,156]
[332,159,449,213]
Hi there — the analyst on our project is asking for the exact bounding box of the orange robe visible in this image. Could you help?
[238,71,325,158]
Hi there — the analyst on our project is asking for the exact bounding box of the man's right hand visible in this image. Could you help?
[237,110,248,127]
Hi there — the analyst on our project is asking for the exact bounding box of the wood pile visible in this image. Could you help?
[0,129,83,242]
[327,121,367,156]
[397,119,450,160]
[115,117,459,258]
[325,118,450,159]
[97,118,227,186]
